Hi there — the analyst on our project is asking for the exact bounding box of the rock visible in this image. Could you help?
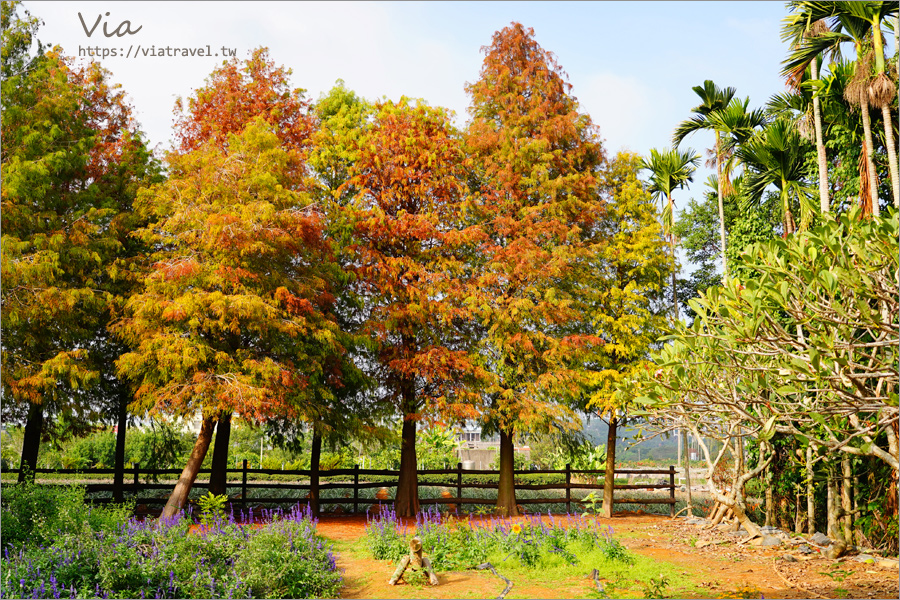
[798,544,813,555]
[780,554,798,562]
[876,559,899,570]
[810,531,832,546]
[687,518,705,525]
[855,554,877,564]
[728,529,749,537]
[750,535,782,547]
[760,526,781,534]
[825,541,847,559]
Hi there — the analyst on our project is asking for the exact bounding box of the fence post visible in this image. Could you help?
[353,464,360,514]
[457,462,463,510]
[133,463,139,490]
[565,463,572,514]
[242,459,248,512]
[669,465,676,517]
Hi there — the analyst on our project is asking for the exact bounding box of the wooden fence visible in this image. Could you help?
[5,463,678,516]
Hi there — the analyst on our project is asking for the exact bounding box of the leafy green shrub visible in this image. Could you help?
[237,518,342,598]
[198,492,228,526]
[0,482,132,549]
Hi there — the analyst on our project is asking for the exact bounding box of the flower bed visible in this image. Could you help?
[1,484,341,599]
[365,507,635,572]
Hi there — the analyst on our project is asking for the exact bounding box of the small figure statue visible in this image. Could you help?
[388,536,439,586]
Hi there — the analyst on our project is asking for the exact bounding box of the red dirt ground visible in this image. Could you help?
[311,512,900,599]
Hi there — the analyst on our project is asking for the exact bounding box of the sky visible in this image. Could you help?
[32,1,795,167]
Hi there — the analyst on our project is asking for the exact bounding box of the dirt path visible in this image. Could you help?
[314,513,900,599]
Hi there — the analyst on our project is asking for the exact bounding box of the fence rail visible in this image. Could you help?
[4,463,678,516]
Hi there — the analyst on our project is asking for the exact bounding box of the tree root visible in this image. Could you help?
[476,563,513,600]
[772,557,828,599]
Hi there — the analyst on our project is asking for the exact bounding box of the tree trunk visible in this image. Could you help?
[208,411,232,496]
[853,474,860,546]
[19,403,44,482]
[112,389,129,502]
[683,429,693,518]
[765,463,774,528]
[715,132,728,283]
[668,193,680,321]
[807,445,815,534]
[395,407,420,518]
[841,454,852,543]
[603,416,618,518]
[310,430,321,517]
[881,104,900,209]
[18,401,44,482]
[826,465,837,539]
[860,99,880,217]
[496,426,519,517]
[811,57,830,213]
[161,415,216,520]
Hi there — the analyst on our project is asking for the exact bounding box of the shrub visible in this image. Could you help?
[365,508,635,571]
[0,482,132,549]
[237,515,342,599]
[0,499,341,599]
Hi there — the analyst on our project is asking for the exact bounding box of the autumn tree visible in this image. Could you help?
[298,82,380,515]
[115,120,348,517]
[1,1,157,485]
[168,48,321,496]
[342,98,484,517]
[579,152,671,518]
[464,22,607,516]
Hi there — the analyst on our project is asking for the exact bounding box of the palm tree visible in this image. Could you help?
[708,98,769,186]
[737,119,817,236]
[640,147,700,320]
[782,5,832,213]
[784,1,900,214]
[673,81,736,283]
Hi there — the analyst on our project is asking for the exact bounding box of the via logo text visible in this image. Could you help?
[78,12,142,38]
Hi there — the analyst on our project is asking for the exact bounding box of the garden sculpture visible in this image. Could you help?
[388,536,439,586]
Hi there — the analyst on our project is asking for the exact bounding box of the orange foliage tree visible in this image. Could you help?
[167,48,329,497]
[464,23,607,516]
[342,99,485,516]
[115,120,349,517]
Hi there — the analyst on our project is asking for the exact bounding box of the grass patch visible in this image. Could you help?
[356,509,705,599]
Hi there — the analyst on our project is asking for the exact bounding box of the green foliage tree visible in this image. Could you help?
[737,118,817,235]
[582,152,671,517]
[673,80,737,282]
[635,209,899,537]
[640,147,700,321]
[1,1,157,483]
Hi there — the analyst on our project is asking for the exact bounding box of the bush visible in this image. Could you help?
[0,503,342,599]
[365,508,634,572]
[236,514,342,599]
[0,482,132,549]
